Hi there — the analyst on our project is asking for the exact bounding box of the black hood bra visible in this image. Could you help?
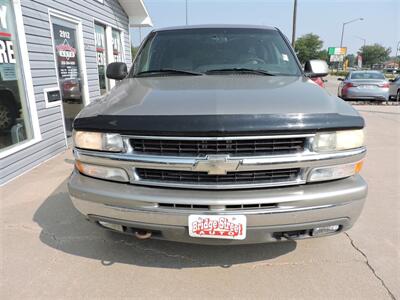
[73,113,364,136]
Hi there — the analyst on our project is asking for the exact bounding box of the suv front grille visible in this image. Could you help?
[130,137,306,156]
[136,168,301,188]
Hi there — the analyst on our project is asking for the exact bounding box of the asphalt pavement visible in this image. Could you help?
[1,77,399,299]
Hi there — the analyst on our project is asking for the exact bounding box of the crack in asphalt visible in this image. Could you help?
[115,239,209,266]
[344,232,396,300]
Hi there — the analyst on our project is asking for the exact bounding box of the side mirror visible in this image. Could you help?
[304,59,329,78]
[389,79,395,82]
[338,78,344,81]
[106,62,128,80]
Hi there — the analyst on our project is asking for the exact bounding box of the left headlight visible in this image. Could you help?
[313,129,364,152]
[73,131,124,152]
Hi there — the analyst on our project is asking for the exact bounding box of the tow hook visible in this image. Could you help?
[134,230,152,240]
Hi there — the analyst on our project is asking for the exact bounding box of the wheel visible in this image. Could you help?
[397,90,400,102]
[0,99,17,131]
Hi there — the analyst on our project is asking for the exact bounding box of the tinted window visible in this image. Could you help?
[350,72,385,80]
[134,28,301,76]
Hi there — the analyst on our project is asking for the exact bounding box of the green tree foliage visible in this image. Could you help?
[294,33,325,63]
[360,44,391,68]
[131,46,139,61]
[317,49,329,63]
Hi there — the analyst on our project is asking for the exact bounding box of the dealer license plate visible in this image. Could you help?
[188,215,247,240]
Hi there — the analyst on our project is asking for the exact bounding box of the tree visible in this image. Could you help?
[360,44,391,68]
[317,49,329,63]
[294,33,324,64]
[131,46,139,61]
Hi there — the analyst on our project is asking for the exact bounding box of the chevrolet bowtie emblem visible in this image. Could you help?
[193,155,241,175]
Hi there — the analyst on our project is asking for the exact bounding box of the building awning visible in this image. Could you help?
[118,0,153,27]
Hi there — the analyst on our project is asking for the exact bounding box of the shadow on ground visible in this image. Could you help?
[33,179,296,269]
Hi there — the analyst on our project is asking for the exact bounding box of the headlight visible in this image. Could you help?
[313,129,364,152]
[73,131,124,152]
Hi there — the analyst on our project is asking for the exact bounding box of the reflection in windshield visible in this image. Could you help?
[134,28,301,77]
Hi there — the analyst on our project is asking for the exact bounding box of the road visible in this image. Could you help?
[1,78,399,299]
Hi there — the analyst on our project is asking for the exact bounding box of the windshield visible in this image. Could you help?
[350,72,386,80]
[133,28,301,76]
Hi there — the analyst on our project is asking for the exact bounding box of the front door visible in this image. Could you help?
[50,16,85,137]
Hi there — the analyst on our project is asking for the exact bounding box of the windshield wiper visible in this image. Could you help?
[205,68,275,76]
[136,69,203,77]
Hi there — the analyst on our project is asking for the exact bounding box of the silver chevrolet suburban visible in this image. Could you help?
[68,25,367,244]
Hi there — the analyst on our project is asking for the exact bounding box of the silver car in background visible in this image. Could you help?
[338,71,390,101]
[389,76,400,101]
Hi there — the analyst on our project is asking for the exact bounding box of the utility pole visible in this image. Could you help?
[291,0,297,48]
[396,41,400,69]
[185,0,188,25]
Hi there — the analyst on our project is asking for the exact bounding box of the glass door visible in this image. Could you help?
[50,16,85,137]
[112,29,123,62]
[95,23,108,95]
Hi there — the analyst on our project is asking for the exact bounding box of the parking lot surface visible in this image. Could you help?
[1,79,399,299]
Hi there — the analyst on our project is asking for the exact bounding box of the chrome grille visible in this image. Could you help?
[136,168,301,188]
[130,137,306,156]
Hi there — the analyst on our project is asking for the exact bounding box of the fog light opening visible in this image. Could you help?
[98,221,124,232]
[312,225,341,236]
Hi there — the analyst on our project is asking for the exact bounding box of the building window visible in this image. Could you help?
[0,0,33,151]
[95,23,108,95]
[112,29,123,62]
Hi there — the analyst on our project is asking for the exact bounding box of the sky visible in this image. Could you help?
[130,0,400,56]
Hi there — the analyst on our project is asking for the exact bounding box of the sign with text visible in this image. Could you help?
[328,47,347,56]
[330,54,345,62]
[0,1,17,81]
[52,23,80,80]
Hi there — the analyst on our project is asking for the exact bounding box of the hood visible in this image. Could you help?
[74,75,364,136]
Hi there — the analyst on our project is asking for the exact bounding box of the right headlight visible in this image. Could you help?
[313,129,364,152]
[73,131,124,152]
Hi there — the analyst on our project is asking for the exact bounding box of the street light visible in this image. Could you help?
[354,36,366,49]
[340,18,364,48]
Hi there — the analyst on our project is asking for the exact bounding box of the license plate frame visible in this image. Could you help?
[359,85,375,89]
[188,215,247,240]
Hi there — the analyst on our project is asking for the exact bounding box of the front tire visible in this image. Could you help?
[0,99,17,131]
[397,90,400,102]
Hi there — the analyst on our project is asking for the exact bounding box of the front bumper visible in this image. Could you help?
[343,88,389,101]
[68,171,367,245]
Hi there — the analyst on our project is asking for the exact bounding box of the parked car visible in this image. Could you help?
[68,25,367,245]
[338,71,390,101]
[389,76,400,101]
[61,78,82,103]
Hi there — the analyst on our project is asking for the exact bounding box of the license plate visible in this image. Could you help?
[188,215,247,240]
[359,85,375,89]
